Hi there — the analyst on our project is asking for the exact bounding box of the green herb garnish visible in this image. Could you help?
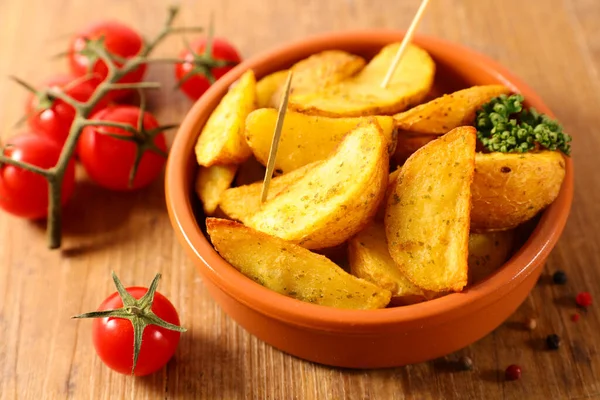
[475,94,572,155]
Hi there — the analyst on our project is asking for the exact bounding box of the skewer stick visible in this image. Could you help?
[380,0,431,89]
[260,71,294,203]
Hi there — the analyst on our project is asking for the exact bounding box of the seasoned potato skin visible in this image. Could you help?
[218,162,318,223]
[393,85,511,134]
[195,164,238,215]
[195,70,256,167]
[289,43,435,117]
[468,230,515,284]
[247,120,389,249]
[349,223,426,300]
[385,127,476,292]
[245,108,395,173]
[471,151,566,231]
[206,218,391,309]
[269,50,366,108]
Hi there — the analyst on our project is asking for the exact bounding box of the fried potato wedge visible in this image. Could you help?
[269,50,366,107]
[247,120,389,249]
[219,162,318,223]
[245,108,395,173]
[206,218,391,309]
[471,151,566,231]
[393,132,439,164]
[393,85,511,134]
[385,126,476,292]
[256,70,288,108]
[349,223,426,300]
[289,44,435,117]
[195,164,238,215]
[195,70,256,167]
[468,230,514,284]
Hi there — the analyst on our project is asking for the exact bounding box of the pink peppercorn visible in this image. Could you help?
[576,292,593,308]
[571,314,580,322]
[505,364,522,381]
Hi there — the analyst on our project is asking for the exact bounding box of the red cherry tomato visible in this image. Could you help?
[92,286,181,376]
[0,134,76,219]
[26,74,107,145]
[175,37,242,100]
[78,106,167,191]
[68,21,146,100]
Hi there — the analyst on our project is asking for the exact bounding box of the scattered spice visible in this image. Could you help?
[552,270,567,285]
[525,317,537,331]
[546,334,561,350]
[505,364,522,381]
[458,356,473,371]
[571,314,580,322]
[576,292,592,308]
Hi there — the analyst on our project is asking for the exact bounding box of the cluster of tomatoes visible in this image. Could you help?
[0,20,241,220]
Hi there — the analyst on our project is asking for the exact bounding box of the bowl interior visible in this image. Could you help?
[167,31,573,332]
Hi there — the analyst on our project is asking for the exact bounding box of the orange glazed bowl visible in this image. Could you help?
[166,31,573,368]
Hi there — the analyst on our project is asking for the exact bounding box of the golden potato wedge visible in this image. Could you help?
[219,161,318,223]
[393,85,511,134]
[195,70,256,167]
[247,120,389,249]
[349,223,426,300]
[289,43,435,117]
[206,218,391,309]
[256,70,288,108]
[195,165,238,215]
[245,108,396,173]
[234,157,266,187]
[385,126,476,292]
[468,230,515,284]
[471,151,566,231]
[393,132,439,164]
[269,50,366,107]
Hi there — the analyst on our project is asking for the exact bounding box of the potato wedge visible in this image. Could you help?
[247,120,389,249]
[195,70,256,167]
[385,126,476,292]
[289,43,435,117]
[219,161,318,223]
[269,50,366,107]
[393,132,439,164]
[195,165,238,215]
[206,218,391,309]
[468,230,514,284]
[256,70,288,108]
[245,108,395,173]
[349,223,426,300]
[471,151,566,231]
[393,85,511,134]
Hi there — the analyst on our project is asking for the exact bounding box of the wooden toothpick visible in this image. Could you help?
[380,0,431,89]
[260,71,293,203]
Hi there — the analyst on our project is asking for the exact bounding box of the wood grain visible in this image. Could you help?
[0,0,599,399]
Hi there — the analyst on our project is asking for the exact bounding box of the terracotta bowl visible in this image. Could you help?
[166,31,573,368]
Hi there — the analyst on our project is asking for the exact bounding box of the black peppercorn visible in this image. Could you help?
[552,271,567,285]
[546,334,561,350]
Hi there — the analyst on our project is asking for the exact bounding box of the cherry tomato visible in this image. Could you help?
[68,21,146,99]
[0,134,76,219]
[78,106,167,191]
[175,37,242,100]
[92,286,181,376]
[26,74,107,145]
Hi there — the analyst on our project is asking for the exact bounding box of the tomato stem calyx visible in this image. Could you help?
[73,272,186,375]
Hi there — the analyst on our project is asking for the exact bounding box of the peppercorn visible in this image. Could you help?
[546,334,561,350]
[525,317,537,331]
[571,314,580,322]
[458,356,473,371]
[552,270,567,285]
[576,292,592,308]
[505,364,522,381]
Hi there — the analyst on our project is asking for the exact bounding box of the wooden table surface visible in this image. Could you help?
[1,0,599,399]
